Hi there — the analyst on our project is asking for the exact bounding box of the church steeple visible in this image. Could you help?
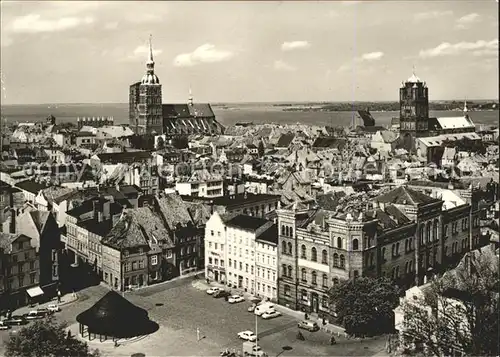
[188,87,194,106]
[146,34,155,74]
[463,98,468,114]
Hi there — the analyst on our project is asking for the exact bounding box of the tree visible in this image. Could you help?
[400,249,499,356]
[156,136,165,150]
[5,317,100,357]
[329,277,400,337]
[258,140,265,157]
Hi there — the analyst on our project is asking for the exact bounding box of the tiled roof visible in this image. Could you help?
[276,134,295,148]
[256,224,278,245]
[96,126,134,138]
[375,186,440,205]
[155,194,194,230]
[312,137,347,150]
[225,214,272,231]
[162,104,193,119]
[187,103,215,118]
[15,180,46,194]
[41,186,77,204]
[96,151,152,164]
[316,191,347,211]
[185,202,212,227]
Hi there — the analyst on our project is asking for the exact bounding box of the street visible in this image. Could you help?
[0,277,386,356]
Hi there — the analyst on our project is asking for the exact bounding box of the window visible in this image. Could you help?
[352,239,359,251]
[211,230,214,236]
[322,250,327,264]
[287,242,293,255]
[220,260,224,266]
[339,255,345,269]
[166,249,172,258]
[321,296,329,308]
[333,278,339,285]
[284,284,291,296]
[209,257,213,265]
[382,247,386,262]
[214,258,219,266]
[301,245,306,259]
[322,274,327,287]
[18,263,23,273]
[426,223,431,243]
[333,253,339,267]
[19,275,24,287]
[312,271,317,285]
[239,262,243,270]
[290,227,293,237]
[353,270,359,279]
[287,265,292,277]
[337,237,342,249]
[282,241,287,254]
[311,247,317,262]
[281,225,285,236]
[301,268,307,282]
[214,243,218,250]
[301,289,308,301]
[245,264,249,273]
[29,261,34,270]
[208,242,212,248]
[30,272,36,284]
[151,255,158,265]
[285,226,289,237]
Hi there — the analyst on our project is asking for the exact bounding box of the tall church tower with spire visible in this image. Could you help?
[399,68,430,151]
[129,35,163,134]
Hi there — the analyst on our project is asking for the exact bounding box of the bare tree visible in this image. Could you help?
[399,248,499,356]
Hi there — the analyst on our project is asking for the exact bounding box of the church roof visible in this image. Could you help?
[76,290,158,338]
[436,116,475,130]
[406,73,421,83]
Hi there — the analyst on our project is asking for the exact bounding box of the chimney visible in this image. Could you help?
[103,200,111,221]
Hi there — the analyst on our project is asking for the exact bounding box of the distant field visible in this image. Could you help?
[1,103,498,128]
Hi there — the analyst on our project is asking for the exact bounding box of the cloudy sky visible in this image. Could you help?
[1,1,498,104]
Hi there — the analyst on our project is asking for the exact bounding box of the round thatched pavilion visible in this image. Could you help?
[76,290,158,342]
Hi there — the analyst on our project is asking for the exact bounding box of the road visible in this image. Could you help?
[0,277,386,356]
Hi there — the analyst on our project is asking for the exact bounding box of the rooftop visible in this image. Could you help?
[225,214,272,231]
[375,186,441,205]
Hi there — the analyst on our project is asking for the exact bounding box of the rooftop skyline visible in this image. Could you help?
[0,1,498,105]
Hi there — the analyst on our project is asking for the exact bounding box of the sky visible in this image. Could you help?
[0,1,498,104]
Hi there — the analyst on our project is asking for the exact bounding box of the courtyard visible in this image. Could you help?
[0,277,386,356]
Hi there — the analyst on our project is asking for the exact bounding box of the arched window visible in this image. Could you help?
[281,225,285,236]
[339,255,345,268]
[352,239,359,251]
[333,278,339,285]
[322,250,328,264]
[333,253,339,267]
[282,241,287,254]
[287,265,292,277]
[284,284,291,296]
[322,274,327,287]
[290,227,293,237]
[301,268,307,282]
[282,264,287,276]
[301,245,306,259]
[311,247,317,262]
[287,242,293,255]
[337,237,342,249]
[311,271,317,285]
[285,226,289,237]
[426,223,431,243]
[419,225,424,244]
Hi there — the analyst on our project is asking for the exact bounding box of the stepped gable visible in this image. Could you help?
[76,290,158,338]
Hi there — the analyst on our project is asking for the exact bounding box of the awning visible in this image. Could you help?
[26,286,44,298]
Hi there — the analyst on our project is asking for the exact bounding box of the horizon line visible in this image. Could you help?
[1,99,499,106]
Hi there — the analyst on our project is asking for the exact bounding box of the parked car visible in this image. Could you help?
[25,310,46,320]
[261,310,281,319]
[36,308,54,316]
[238,330,257,342]
[206,287,223,295]
[242,341,267,357]
[47,304,61,312]
[213,290,231,299]
[254,302,275,316]
[0,321,11,330]
[4,315,28,325]
[228,295,245,304]
[298,320,320,332]
[247,304,256,312]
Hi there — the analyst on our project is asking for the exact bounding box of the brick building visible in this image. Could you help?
[277,186,485,320]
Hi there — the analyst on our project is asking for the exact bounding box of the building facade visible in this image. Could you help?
[277,186,486,320]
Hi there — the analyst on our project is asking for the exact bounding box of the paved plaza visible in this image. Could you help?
[0,277,386,356]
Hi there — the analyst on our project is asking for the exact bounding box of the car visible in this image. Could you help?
[228,295,245,304]
[4,316,28,326]
[47,304,61,312]
[238,330,258,342]
[254,302,275,316]
[261,310,281,319]
[213,290,231,299]
[242,341,267,357]
[36,308,54,316]
[247,304,256,312]
[298,320,320,332]
[206,287,223,295]
[25,310,46,320]
[0,321,11,330]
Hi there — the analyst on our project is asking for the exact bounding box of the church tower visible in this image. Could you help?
[129,35,163,135]
[399,69,429,151]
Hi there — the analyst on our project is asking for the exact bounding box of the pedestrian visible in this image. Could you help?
[196,327,200,341]
[206,278,210,284]
[304,313,309,320]
[330,336,336,345]
[57,290,61,303]
[322,318,326,325]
